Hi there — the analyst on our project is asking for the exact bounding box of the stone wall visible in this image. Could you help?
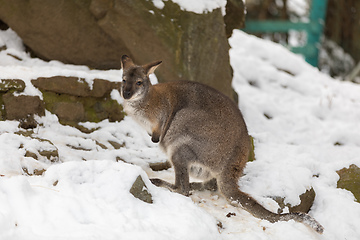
[0,0,245,99]
[0,77,124,130]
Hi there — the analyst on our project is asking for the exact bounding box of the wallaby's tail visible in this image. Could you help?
[219,168,324,234]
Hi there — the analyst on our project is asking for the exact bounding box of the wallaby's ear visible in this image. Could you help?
[143,60,162,76]
[121,55,135,70]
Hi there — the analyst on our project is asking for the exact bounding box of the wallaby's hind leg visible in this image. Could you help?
[151,145,218,194]
[151,144,198,196]
[150,178,176,190]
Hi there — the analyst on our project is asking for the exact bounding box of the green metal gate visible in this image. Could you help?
[242,0,328,67]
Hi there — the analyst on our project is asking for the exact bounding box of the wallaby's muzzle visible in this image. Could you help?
[122,90,132,99]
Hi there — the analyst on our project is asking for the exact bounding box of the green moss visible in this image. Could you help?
[0,93,4,120]
[42,90,125,128]
[337,164,360,203]
[248,135,256,162]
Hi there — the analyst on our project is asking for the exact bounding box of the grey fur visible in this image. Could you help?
[120,55,324,234]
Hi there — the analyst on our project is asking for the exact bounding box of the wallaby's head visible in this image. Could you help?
[120,55,162,101]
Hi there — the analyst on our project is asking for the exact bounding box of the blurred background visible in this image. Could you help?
[244,0,360,82]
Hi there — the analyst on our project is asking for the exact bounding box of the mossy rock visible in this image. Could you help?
[337,164,360,203]
[149,161,172,171]
[42,91,125,127]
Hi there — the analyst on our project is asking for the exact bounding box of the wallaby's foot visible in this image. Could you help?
[150,178,174,188]
[150,178,189,195]
[151,178,218,196]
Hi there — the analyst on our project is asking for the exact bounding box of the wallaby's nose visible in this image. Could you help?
[123,91,132,99]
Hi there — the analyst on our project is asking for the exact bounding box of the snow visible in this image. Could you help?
[288,0,309,19]
[0,161,220,240]
[151,0,227,14]
[0,26,360,239]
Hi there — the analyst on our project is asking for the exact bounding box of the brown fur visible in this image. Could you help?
[120,55,323,234]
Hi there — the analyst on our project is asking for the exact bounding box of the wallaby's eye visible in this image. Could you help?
[122,79,126,83]
[136,81,143,86]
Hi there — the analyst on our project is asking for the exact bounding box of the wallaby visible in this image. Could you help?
[120,55,324,234]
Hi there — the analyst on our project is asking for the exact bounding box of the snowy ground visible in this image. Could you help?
[0,26,360,240]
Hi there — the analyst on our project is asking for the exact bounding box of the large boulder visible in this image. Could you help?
[0,0,241,98]
[0,0,126,70]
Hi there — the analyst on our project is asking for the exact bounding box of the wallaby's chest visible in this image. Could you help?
[124,102,155,134]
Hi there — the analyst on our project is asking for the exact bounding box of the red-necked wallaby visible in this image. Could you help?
[120,55,323,234]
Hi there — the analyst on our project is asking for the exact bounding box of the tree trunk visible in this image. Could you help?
[324,0,360,64]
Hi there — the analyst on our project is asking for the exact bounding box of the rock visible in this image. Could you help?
[289,188,316,213]
[273,188,316,214]
[25,150,38,160]
[25,148,59,163]
[130,175,153,204]
[17,130,60,163]
[0,77,124,128]
[22,167,46,176]
[0,79,25,92]
[0,0,126,69]
[337,164,360,202]
[95,140,107,150]
[18,115,39,129]
[38,149,59,162]
[53,102,85,122]
[0,0,235,98]
[92,79,121,98]
[149,161,172,172]
[33,168,46,176]
[40,82,125,126]
[2,93,45,121]
[32,77,120,98]
[108,140,125,150]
